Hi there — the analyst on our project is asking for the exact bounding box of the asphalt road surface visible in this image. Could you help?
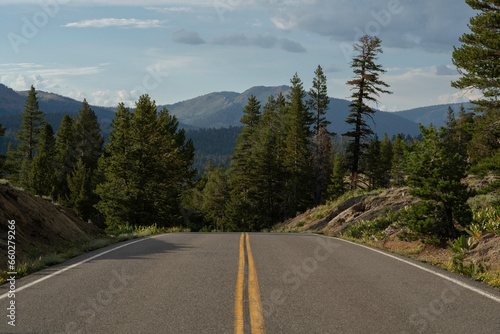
[1,233,499,333]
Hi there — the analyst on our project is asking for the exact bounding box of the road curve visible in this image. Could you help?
[0,233,499,333]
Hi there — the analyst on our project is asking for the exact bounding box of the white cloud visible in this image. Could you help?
[1,74,56,92]
[438,88,482,105]
[67,89,141,108]
[435,64,458,76]
[257,0,473,53]
[64,18,166,29]
[0,63,43,69]
[211,33,306,53]
[146,7,193,13]
[383,67,468,109]
[86,90,138,107]
[0,64,106,98]
[31,67,103,77]
[324,64,342,73]
[172,29,205,45]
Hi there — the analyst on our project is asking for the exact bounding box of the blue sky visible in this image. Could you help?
[0,0,478,111]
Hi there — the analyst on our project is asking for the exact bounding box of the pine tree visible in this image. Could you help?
[391,134,406,187]
[452,0,500,119]
[4,142,21,181]
[68,99,104,222]
[343,35,392,189]
[456,105,475,150]
[155,107,196,223]
[74,99,104,171]
[202,167,229,231]
[379,133,393,187]
[16,85,45,159]
[67,159,93,220]
[308,65,332,135]
[96,97,195,228]
[54,114,78,203]
[308,66,335,205]
[405,125,473,238]
[283,73,313,216]
[95,103,134,228]
[226,95,261,231]
[18,157,32,190]
[312,127,333,204]
[253,95,287,227]
[328,154,347,200]
[30,123,56,196]
[364,135,384,190]
[452,1,500,175]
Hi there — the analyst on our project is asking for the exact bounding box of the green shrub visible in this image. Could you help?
[467,194,500,210]
[39,254,65,266]
[398,202,459,242]
[345,209,399,240]
[448,235,485,278]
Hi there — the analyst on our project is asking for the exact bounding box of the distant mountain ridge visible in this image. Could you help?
[0,84,116,121]
[0,83,473,137]
[159,85,421,137]
[394,102,475,128]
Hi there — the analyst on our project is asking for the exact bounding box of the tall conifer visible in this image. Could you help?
[283,73,313,215]
[452,0,500,118]
[226,95,261,230]
[30,123,56,196]
[54,115,77,203]
[308,65,331,135]
[343,35,391,189]
[16,85,45,159]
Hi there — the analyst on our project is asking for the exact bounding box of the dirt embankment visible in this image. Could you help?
[0,184,104,269]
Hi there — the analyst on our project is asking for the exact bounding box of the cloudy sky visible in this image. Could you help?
[0,0,477,111]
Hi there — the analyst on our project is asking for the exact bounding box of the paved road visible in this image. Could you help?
[1,233,499,333]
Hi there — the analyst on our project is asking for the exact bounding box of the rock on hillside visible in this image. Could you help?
[0,184,104,268]
[278,188,419,234]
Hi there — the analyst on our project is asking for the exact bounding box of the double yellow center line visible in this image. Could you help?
[235,233,266,334]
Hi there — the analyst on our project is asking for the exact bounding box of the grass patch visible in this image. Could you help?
[477,270,500,288]
[39,253,66,266]
[82,239,111,252]
[407,244,425,255]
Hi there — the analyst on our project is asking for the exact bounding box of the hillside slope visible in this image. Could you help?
[0,183,104,269]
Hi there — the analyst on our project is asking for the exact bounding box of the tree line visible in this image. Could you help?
[0,90,195,229]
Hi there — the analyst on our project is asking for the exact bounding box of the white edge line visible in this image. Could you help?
[314,234,500,304]
[0,237,151,300]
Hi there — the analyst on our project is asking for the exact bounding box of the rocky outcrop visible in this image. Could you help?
[280,188,419,235]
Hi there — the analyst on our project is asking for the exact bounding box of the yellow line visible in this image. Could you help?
[234,233,245,334]
[246,233,266,334]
